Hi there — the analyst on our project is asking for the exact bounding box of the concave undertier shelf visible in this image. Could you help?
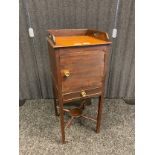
[47,29,112,48]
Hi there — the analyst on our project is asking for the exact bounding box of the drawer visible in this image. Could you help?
[62,87,102,103]
[59,48,105,93]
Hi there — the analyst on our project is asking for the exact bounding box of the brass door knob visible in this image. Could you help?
[81,90,86,97]
[63,70,70,77]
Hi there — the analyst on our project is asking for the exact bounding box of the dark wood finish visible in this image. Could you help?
[96,96,103,133]
[48,29,110,42]
[47,29,111,144]
[62,87,102,103]
[96,49,109,133]
[48,29,88,37]
[60,47,105,93]
[52,84,59,116]
[47,29,111,48]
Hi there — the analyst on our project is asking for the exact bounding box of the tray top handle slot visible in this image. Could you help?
[48,33,56,45]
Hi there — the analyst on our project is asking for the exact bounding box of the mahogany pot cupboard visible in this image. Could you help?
[47,29,112,144]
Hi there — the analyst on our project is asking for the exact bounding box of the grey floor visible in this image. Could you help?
[19,99,135,155]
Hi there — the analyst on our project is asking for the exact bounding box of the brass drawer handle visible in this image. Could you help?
[81,90,86,97]
[63,70,70,77]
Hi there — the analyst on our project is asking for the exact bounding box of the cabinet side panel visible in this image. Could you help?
[48,41,58,89]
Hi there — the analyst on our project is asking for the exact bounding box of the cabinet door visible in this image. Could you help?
[59,47,106,93]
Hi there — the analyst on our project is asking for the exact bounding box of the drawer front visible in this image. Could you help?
[59,48,105,93]
[62,87,102,103]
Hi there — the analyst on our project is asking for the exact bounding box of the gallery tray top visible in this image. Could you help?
[47,29,112,48]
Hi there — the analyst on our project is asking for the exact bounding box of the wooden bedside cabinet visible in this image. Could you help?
[47,29,111,144]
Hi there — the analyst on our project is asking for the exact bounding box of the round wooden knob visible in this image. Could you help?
[81,90,86,97]
[64,70,70,77]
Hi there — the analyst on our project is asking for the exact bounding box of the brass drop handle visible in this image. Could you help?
[63,70,70,77]
[81,90,86,97]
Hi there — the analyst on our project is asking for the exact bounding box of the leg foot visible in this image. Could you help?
[96,96,104,133]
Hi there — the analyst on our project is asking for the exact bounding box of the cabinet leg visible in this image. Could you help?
[59,101,65,144]
[52,85,59,116]
[96,95,104,133]
[53,98,59,116]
